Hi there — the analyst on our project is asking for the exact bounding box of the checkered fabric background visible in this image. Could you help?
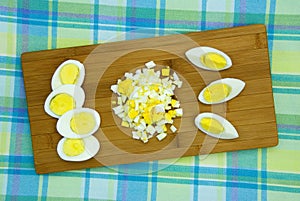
[1,0,300,200]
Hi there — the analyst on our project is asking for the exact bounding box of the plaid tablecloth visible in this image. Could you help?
[1,0,300,200]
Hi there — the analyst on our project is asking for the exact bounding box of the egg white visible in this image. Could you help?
[198,78,245,104]
[57,135,100,162]
[185,46,232,71]
[51,59,85,90]
[56,108,101,139]
[194,112,239,139]
[44,84,85,118]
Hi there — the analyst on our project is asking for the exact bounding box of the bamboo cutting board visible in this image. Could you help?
[22,24,278,174]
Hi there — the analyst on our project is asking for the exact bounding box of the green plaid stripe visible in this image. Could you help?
[1,0,300,200]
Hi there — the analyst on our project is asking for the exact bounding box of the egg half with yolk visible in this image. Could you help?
[57,135,100,161]
[185,46,232,71]
[194,112,239,139]
[198,78,245,104]
[44,84,85,118]
[51,59,85,90]
[57,108,101,138]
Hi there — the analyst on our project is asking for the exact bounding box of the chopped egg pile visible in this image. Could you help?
[44,59,101,161]
[111,61,183,143]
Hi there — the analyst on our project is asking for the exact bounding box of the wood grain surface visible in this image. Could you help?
[21,24,278,174]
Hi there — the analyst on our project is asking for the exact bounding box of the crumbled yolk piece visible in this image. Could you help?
[171,99,177,107]
[117,78,134,97]
[203,83,231,103]
[200,117,224,134]
[149,84,160,92]
[60,63,79,84]
[70,112,96,134]
[121,121,130,127]
[168,110,177,118]
[128,100,135,108]
[128,108,139,120]
[50,93,75,116]
[165,113,172,122]
[63,138,85,156]
[150,106,165,123]
[200,52,227,69]
[142,111,152,125]
[162,68,170,76]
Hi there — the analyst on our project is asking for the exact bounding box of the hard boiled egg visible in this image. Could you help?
[185,47,232,71]
[194,112,238,139]
[44,84,85,118]
[198,78,245,104]
[56,108,101,139]
[51,59,85,90]
[57,135,100,161]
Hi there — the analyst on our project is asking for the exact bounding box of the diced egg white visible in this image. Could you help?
[173,72,179,81]
[132,131,140,140]
[112,105,124,114]
[110,85,118,94]
[145,61,156,69]
[175,108,183,117]
[146,125,156,135]
[141,132,149,143]
[125,72,133,79]
[156,133,167,141]
[170,125,177,133]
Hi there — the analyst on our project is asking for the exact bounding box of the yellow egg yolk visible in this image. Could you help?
[128,109,139,120]
[59,63,79,84]
[63,138,85,156]
[162,68,170,76]
[200,52,227,69]
[200,117,224,134]
[49,93,75,116]
[70,112,96,134]
[150,105,165,123]
[117,78,134,97]
[203,83,231,103]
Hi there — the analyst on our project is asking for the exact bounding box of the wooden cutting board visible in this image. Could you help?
[21,24,278,174]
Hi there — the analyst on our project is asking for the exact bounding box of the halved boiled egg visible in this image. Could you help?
[56,108,101,138]
[51,59,85,90]
[44,84,85,118]
[185,47,232,71]
[194,112,238,139]
[198,78,245,104]
[57,135,100,161]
